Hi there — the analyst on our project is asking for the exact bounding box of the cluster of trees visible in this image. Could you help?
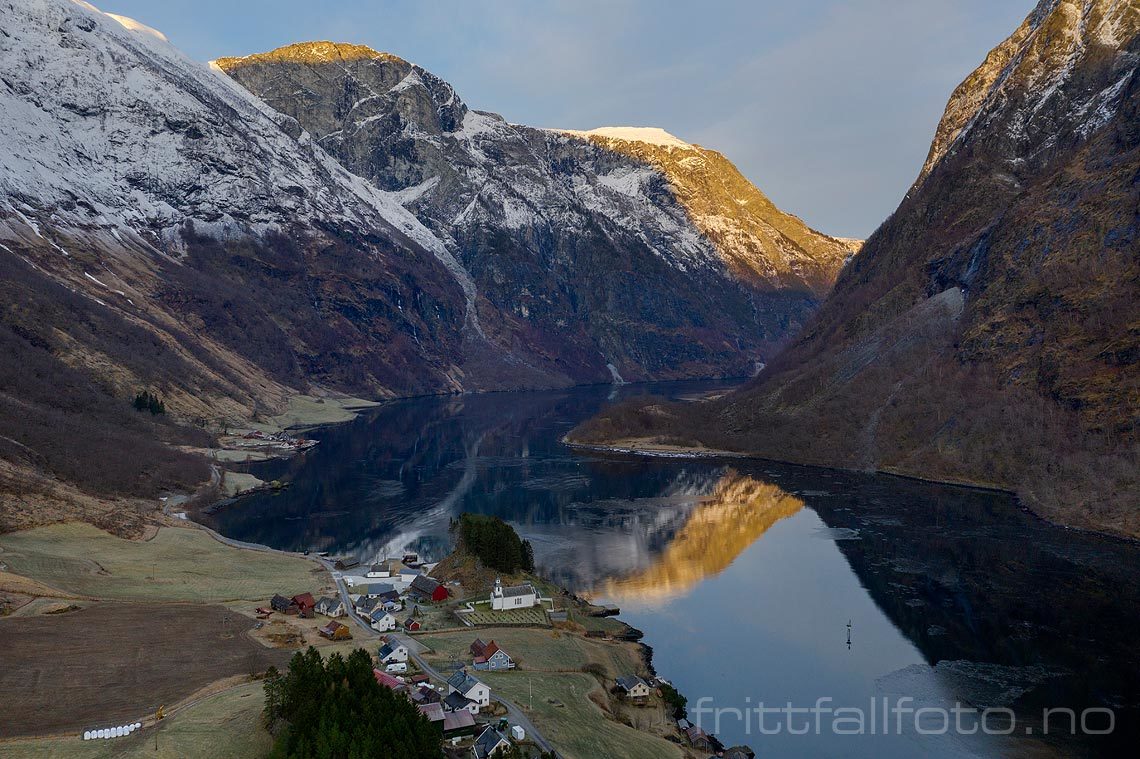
[453,513,534,574]
[263,647,442,759]
[658,681,688,720]
[132,390,166,415]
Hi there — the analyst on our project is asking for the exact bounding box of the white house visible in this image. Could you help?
[490,577,538,610]
[354,594,380,618]
[616,675,652,699]
[367,558,405,578]
[370,608,398,632]
[377,639,409,664]
[314,596,345,617]
[447,669,490,710]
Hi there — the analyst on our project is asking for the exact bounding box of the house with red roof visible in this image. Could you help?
[470,638,515,671]
[291,593,316,618]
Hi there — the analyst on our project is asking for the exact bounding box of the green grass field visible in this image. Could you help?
[463,605,549,626]
[0,681,272,759]
[0,523,321,602]
[419,626,643,677]
[481,672,682,759]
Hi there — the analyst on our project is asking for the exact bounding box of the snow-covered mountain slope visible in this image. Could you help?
[0,0,477,408]
[0,2,858,518]
[571,0,1140,538]
[216,43,857,383]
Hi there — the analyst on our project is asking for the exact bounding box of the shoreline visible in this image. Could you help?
[562,436,1140,545]
[201,377,742,501]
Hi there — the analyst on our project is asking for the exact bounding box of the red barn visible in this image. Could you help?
[292,593,316,618]
[409,575,449,602]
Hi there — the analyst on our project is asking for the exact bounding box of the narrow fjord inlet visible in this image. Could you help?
[1,1,1137,758]
[203,383,1140,757]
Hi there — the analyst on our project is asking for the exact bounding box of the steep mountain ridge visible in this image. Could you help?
[216,43,855,382]
[559,126,859,295]
[572,0,1140,537]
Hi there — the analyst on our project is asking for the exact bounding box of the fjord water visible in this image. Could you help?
[205,382,1140,757]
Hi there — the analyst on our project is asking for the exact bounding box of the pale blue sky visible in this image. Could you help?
[101,0,1032,238]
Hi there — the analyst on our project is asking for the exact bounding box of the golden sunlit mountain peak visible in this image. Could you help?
[213,41,404,71]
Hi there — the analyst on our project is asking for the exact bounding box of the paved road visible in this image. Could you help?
[324,567,554,754]
[399,636,553,754]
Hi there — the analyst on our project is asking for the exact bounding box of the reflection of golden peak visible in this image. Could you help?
[598,472,803,604]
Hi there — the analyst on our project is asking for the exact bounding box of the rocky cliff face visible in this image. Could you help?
[216,43,856,385]
[573,0,1140,537]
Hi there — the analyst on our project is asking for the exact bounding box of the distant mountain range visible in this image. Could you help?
[571,0,1140,537]
[0,0,851,522]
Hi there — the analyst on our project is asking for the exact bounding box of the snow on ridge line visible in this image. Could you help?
[558,126,693,149]
[105,13,168,42]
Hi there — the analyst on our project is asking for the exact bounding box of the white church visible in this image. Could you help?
[490,576,538,610]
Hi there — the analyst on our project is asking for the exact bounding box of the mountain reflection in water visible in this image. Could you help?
[204,382,1140,757]
[596,471,803,604]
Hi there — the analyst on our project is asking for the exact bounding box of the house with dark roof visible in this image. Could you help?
[446,669,490,712]
[410,684,442,705]
[354,594,380,618]
[684,723,716,752]
[377,640,408,664]
[318,621,352,641]
[443,690,478,715]
[409,574,449,602]
[615,675,651,699]
[470,639,514,671]
[314,596,344,617]
[442,709,476,736]
[417,701,444,723]
[404,616,421,631]
[471,726,512,758]
[489,577,538,610]
[353,582,399,600]
[270,594,293,613]
[334,558,359,571]
[369,608,398,632]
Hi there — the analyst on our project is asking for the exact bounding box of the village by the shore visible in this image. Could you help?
[0,510,753,759]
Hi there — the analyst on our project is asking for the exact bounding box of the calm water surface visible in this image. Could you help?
[203,382,1140,757]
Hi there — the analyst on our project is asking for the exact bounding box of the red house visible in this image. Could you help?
[404,617,421,631]
[373,669,405,690]
[292,593,316,618]
[409,575,449,602]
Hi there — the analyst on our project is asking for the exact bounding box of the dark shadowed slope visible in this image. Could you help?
[571,0,1140,537]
